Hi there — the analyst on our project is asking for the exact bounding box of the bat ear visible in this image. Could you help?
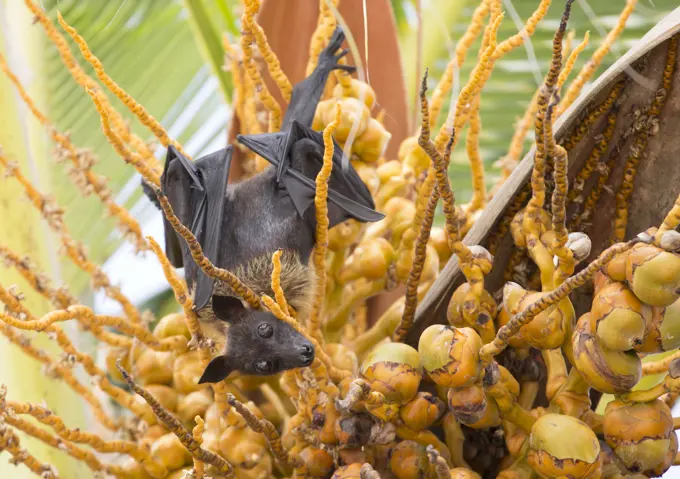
[212,295,246,323]
[198,355,233,384]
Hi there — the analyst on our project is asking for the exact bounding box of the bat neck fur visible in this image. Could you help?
[194,248,317,319]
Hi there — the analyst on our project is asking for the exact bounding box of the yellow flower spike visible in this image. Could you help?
[242,0,293,101]
[492,0,551,61]
[0,421,58,479]
[309,102,341,344]
[434,11,504,152]
[480,237,647,366]
[89,90,161,186]
[56,12,187,161]
[147,236,238,418]
[0,305,186,353]
[0,53,148,252]
[0,323,118,431]
[524,2,571,246]
[147,183,262,309]
[0,285,152,420]
[0,151,143,323]
[226,394,302,468]
[0,245,75,309]
[429,0,489,127]
[417,73,473,265]
[6,399,166,477]
[271,250,291,316]
[558,0,638,115]
[613,36,677,244]
[550,143,575,285]
[466,99,487,213]
[240,1,282,132]
[306,0,340,76]
[556,31,590,95]
[24,0,161,177]
[117,364,234,477]
[393,185,439,343]
[3,413,125,477]
[191,417,206,478]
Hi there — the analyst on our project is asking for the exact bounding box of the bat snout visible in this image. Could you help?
[297,342,315,366]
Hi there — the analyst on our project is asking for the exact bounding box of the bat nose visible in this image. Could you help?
[298,343,315,365]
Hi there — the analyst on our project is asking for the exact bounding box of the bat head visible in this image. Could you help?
[197,296,315,384]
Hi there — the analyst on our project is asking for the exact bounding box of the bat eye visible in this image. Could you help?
[257,323,274,339]
[255,360,272,374]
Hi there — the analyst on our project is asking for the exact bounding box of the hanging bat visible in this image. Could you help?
[143,26,385,384]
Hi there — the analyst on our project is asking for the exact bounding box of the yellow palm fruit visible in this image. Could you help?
[447,383,500,429]
[326,343,359,375]
[219,427,267,467]
[502,282,570,349]
[495,306,526,349]
[312,98,334,130]
[389,440,429,479]
[173,350,209,394]
[106,346,131,383]
[572,312,641,394]
[603,246,635,282]
[339,237,395,283]
[322,97,371,142]
[399,137,431,178]
[399,392,446,431]
[298,447,335,478]
[528,414,602,479]
[429,227,453,265]
[140,424,167,449]
[447,283,497,329]
[134,349,174,385]
[360,342,423,404]
[604,399,675,475]
[328,219,363,251]
[176,389,213,424]
[353,118,392,163]
[152,312,191,340]
[377,160,404,184]
[418,324,482,388]
[233,455,273,479]
[625,245,680,306]
[510,209,551,250]
[120,458,154,479]
[352,160,380,196]
[449,469,482,479]
[332,463,363,479]
[647,432,678,478]
[333,78,377,109]
[144,384,178,412]
[366,197,416,244]
[150,433,193,471]
[638,298,680,352]
[590,281,649,351]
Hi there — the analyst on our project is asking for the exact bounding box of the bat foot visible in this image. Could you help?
[319,27,356,75]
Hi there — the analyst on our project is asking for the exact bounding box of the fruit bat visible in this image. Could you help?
[143,26,385,384]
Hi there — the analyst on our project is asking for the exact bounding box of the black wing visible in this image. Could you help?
[279,26,356,184]
[281,27,355,131]
[193,147,233,312]
[237,121,384,227]
[160,145,205,268]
